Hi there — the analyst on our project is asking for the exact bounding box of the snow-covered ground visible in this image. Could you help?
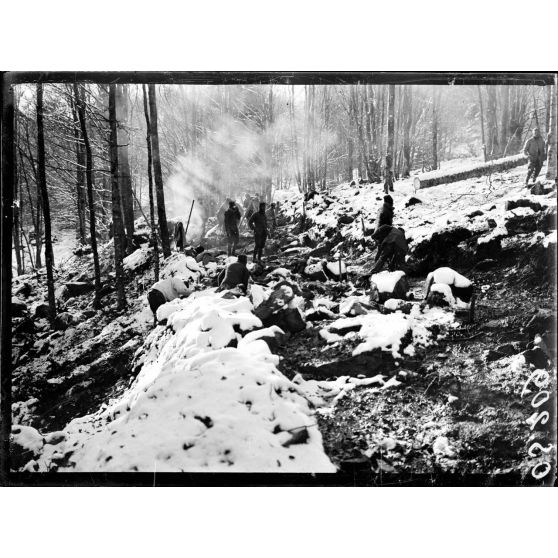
[11,157,556,474]
[277,161,556,254]
[24,286,336,473]
[12,228,77,273]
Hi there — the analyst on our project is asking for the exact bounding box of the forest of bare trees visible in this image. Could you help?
[10,81,558,309]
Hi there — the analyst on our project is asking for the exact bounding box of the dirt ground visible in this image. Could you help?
[312,265,556,485]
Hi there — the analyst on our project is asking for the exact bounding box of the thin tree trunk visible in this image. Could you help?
[322,86,330,187]
[432,87,439,170]
[148,84,171,258]
[532,87,539,127]
[546,78,557,182]
[289,85,302,191]
[347,135,354,181]
[13,105,23,275]
[485,86,499,158]
[477,85,488,162]
[500,85,510,156]
[69,91,87,244]
[402,84,413,177]
[142,84,159,282]
[109,84,127,310]
[74,83,102,308]
[387,84,395,173]
[36,83,56,325]
[545,85,551,135]
[115,84,134,252]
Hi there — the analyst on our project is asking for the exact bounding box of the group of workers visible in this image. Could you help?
[149,132,556,324]
[217,194,278,259]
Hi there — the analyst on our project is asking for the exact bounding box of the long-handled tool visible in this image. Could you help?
[184,199,195,240]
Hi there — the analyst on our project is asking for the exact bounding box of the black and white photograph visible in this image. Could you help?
[2,71,556,485]
[2,3,558,556]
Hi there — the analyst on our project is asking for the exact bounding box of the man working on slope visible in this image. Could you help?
[424,267,474,304]
[217,254,251,293]
[370,224,408,273]
[523,127,546,186]
[224,200,241,256]
[384,153,394,194]
[375,194,394,231]
[147,276,192,326]
[248,202,268,263]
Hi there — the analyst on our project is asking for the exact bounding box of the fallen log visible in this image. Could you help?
[413,154,528,190]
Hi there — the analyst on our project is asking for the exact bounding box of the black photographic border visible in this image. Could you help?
[1,70,556,486]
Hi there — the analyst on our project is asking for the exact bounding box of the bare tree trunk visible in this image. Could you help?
[402,84,413,177]
[109,84,127,310]
[486,86,499,158]
[148,84,171,258]
[289,85,302,191]
[36,83,56,325]
[500,85,510,156]
[13,105,23,275]
[265,84,274,202]
[546,78,557,182]
[142,85,160,282]
[477,85,488,162]
[387,84,395,169]
[74,83,102,308]
[322,86,330,188]
[115,84,134,252]
[532,87,540,127]
[69,91,87,245]
[350,85,371,181]
[545,85,551,135]
[347,135,354,181]
[432,87,439,170]
[363,84,378,179]
[378,85,385,159]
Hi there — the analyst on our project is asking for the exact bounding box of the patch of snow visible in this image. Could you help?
[433,436,455,457]
[249,283,268,309]
[319,329,343,344]
[123,248,152,271]
[428,267,471,288]
[371,270,405,293]
[325,260,347,276]
[33,291,335,473]
[11,425,44,455]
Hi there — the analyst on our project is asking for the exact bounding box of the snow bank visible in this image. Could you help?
[33,291,335,473]
[123,248,152,271]
[160,253,203,282]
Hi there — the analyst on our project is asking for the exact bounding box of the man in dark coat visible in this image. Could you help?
[217,254,250,293]
[524,127,546,185]
[370,225,408,273]
[174,221,185,252]
[224,201,241,256]
[248,202,268,262]
[375,195,394,232]
[384,153,394,194]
